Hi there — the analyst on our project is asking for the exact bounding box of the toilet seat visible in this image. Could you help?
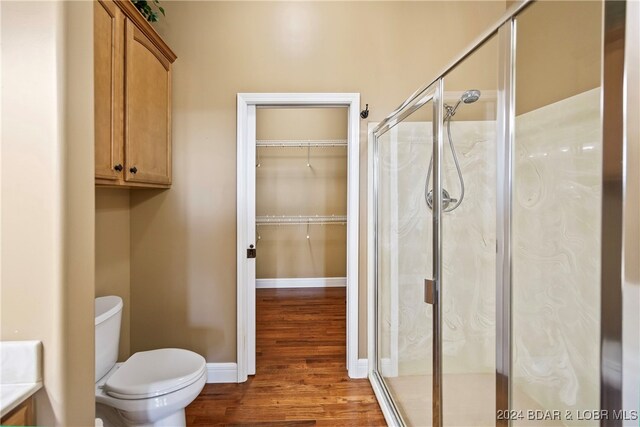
[105,348,206,400]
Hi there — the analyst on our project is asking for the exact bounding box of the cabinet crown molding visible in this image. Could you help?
[114,0,177,63]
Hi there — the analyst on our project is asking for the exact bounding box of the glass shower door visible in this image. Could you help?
[440,35,499,426]
[374,85,436,426]
[511,2,603,424]
[371,1,615,424]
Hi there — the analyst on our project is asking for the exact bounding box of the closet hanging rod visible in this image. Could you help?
[256,139,348,147]
[256,215,347,225]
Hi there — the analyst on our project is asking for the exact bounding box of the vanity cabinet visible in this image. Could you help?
[1,398,34,426]
[94,0,176,188]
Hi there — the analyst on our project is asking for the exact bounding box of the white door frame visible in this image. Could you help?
[236,93,361,382]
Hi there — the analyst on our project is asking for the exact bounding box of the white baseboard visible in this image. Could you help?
[209,359,366,383]
[206,363,238,383]
[207,359,374,382]
[352,358,368,379]
[256,277,347,289]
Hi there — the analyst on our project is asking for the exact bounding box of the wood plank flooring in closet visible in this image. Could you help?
[186,287,386,426]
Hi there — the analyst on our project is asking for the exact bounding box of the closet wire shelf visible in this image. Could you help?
[256,139,347,167]
[256,139,348,147]
[256,215,347,226]
[256,215,346,241]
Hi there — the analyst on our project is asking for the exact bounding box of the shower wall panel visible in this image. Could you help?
[380,120,496,376]
[512,88,601,423]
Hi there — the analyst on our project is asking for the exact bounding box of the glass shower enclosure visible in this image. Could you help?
[369,1,628,425]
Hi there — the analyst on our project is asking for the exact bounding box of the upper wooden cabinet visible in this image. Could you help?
[124,21,172,185]
[94,0,176,188]
[94,0,124,181]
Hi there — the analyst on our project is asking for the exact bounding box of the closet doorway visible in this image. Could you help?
[236,93,360,382]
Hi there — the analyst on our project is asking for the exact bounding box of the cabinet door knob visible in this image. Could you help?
[130,166,138,174]
[114,164,123,172]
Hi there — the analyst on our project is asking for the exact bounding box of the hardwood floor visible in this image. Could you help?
[186,287,386,426]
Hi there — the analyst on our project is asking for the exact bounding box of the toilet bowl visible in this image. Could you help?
[95,296,206,427]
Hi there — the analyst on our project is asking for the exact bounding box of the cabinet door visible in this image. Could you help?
[94,0,124,181]
[125,20,172,185]
[0,398,34,426]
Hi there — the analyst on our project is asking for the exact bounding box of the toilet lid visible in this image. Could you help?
[105,348,206,399]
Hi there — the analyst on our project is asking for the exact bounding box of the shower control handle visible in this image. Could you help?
[426,189,457,211]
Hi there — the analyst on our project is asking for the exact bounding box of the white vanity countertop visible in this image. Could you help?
[0,341,43,418]
[0,383,42,417]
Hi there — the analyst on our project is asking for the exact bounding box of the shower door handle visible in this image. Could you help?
[425,278,435,304]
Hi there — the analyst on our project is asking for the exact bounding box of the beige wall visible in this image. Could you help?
[257,108,347,141]
[96,189,131,361]
[256,108,347,279]
[515,0,601,115]
[129,1,506,362]
[1,1,95,425]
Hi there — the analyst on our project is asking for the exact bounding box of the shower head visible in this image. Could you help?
[460,89,481,104]
[445,89,482,118]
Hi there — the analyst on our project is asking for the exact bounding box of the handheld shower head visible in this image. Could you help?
[460,89,481,104]
[445,89,482,118]
[430,88,481,212]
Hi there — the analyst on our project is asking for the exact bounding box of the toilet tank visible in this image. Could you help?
[95,296,123,382]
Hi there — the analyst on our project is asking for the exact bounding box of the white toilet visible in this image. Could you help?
[95,296,207,427]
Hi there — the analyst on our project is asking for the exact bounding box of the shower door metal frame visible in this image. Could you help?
[368,11,522,427]
[621,0,640,417]
[369,0,631,425]
[431,79,445,427]
[369,83,439,427]
[495,17,516,427]
[600,0,626,420]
